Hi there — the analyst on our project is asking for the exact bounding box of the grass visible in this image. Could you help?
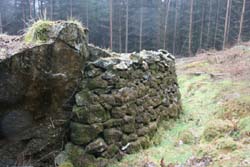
[24,20,54,44]
[109,49,250,166]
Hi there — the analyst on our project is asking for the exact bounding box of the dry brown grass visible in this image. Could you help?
[177,43,250,81]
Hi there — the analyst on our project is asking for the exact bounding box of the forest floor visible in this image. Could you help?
[109,43,250,167]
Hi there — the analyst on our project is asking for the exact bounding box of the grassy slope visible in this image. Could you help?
[110,44,250,167]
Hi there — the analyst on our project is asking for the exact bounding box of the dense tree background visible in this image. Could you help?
[0,0,250,56]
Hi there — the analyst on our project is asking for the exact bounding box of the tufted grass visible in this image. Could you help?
[24,20,54,44]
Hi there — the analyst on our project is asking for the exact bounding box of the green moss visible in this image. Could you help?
[65,143,97,167]
[65,143,85,162]
[70,122,103,145]
[239,116,250,136]
[216,137,237,151]
[72,105,110,124]
[87,77,108,90]
[24,20,54,43]
[59,162,74,167]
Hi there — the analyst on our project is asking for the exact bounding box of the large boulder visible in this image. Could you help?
[0,21,88,166]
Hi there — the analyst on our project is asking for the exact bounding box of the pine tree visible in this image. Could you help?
[238,0,246,43]
[188,0,193,55]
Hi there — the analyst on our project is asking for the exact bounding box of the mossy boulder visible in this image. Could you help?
[75,90,92,106]
[24,20,88,54]
[202,119,234,142]
[65,143,84,164]
[0,20,89,166]
[85,138,108,155]
[70,122,103,145]
[72,104,110,124]
[103,128,123,144]
[65,143,97,167]
[103,119,124,128]
[86,76,108,90]
[125,137,150,154]
[122,116,136,134]
[102,144,120,158]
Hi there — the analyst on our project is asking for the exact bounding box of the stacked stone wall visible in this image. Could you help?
[65,48,182,166]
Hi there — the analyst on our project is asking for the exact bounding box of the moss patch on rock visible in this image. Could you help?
[25,20,54,43]
[59,162,74,167]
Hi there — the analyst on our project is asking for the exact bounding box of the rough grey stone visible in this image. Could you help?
[85,138,108,155]
[70,122,103,145]
[103,128,123,144]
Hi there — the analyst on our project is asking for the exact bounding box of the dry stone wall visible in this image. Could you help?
[62,47,182,166]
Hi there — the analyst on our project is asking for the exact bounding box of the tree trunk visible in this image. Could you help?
[173,0,178,55]
[213,0,220,48]
[22,0,26,29]
[139,0,143,51]
[199,0,205,49]
[0,12,3,34]
[188,0,193,55]
[33,0,36,18]
[163,0,171,50]
[238,0,246,43]
[70,0,73,18]
[86,0,89,28]
[206,0,212,48]
[109,0,113,50]
[223,0,230,50]
[119,3,122,53]
[50,0,53,20]
[40,0,44,18]
[29,0,32,18]
[125,0,128,53]
[226,0,232,44]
